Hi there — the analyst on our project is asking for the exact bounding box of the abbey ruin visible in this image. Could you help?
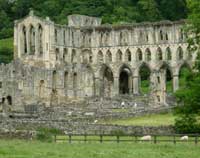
[0,11,195,114]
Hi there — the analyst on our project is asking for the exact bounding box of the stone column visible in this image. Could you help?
[133,76,139,94]
[35,28,39,57]
[173,75,179,92]
[94,77,101,97]
[113,77,119,96]
[26,28,30,55]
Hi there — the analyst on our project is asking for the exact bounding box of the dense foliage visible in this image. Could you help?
[0,0,188,39]
[174,0,200,134]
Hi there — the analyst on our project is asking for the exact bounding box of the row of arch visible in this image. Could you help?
[55,46,192,64]
[42,61,191,101]
[21,24,43,55]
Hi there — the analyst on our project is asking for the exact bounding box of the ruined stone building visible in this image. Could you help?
[0,11,196,112]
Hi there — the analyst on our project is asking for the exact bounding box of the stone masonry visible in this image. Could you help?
[0,10,196,113]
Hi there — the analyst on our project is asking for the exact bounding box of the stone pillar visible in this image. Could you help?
[35,28,39,57]
[113,77,119,96]
[26,29,30,55]
[173,75,179,92]
[133,76,139,94]
[94,77,101,96]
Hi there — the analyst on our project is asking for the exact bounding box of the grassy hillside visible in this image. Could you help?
[100,113,176,126]
[0,38,13,64]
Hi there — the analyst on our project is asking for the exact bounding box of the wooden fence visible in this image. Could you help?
[54,134,199,145]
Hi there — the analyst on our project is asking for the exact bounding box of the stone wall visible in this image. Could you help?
[0,118,175,135]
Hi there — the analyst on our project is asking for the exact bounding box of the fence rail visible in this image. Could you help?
[54,134,199,145]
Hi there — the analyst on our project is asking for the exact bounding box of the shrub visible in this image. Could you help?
[110,129,125,136]
[174,115,200,134]
[36,128,62,142]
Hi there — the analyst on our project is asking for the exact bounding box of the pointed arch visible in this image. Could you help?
[116,50,122,62]
[71,49,77,63]
[145,48,151,61]
[105,50,112,63]
[166,47,172,61]
[97,51,104,63]
[99,64,114,97]
[177,46,184,60]
[38,24,43,55]
[55,48,59,61]
[22,25,27,54]
[29,25,35,54]
[139,63,151,94]
[125,49,131,62]
[119,64,132,94]
[63,48,68,62]
[157,47,163,61]
[160,63,173,93]
[137,48,143,61]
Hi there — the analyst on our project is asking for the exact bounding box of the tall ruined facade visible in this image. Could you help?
[0,11,196,112]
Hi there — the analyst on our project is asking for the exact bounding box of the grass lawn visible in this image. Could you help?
[100,113,176,126]
[0,140,199,158]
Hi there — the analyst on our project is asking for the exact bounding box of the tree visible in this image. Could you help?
[137,0,162,22]
[174,0,200,133]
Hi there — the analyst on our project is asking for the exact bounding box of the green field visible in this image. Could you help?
[0,140,199,158]
[100,113,176,126]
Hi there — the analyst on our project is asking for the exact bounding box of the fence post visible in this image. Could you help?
[54,135,57,143]
[195,135,198,145]
[100,135,103,143]
[84,134,87,143]
[173,135,176,144]
[135,136,137,143]
[154,135,157,144]
[117,135,120,143]
[69,134,72,144]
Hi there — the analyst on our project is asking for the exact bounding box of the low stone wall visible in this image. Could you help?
[0,118,175,136]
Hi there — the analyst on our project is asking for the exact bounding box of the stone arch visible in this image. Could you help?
[178,62,191,89]
[145,48,151,61]
[177,46,184,60]
[64,71,68,89]
[160,30,164,41]
[125,49,131,62]
[97,51,104,63]
[63,48,68,62]
[71,49,77,63]
[136,48,143,61]
[99,64,114,97]
[6,96,12,106]
[160,63,173,93]
[22,25,27,54]
[166,47,172,61]
[116,50,122,62]
[55,29,58,43]
[73,72,78,97]
[38,24,43,55]
[139,63,151,94]
[55,48,59,61]
[105,50,112,63]
[29,25,36,54]
[157,47,163,61]
[119,64,132,94]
